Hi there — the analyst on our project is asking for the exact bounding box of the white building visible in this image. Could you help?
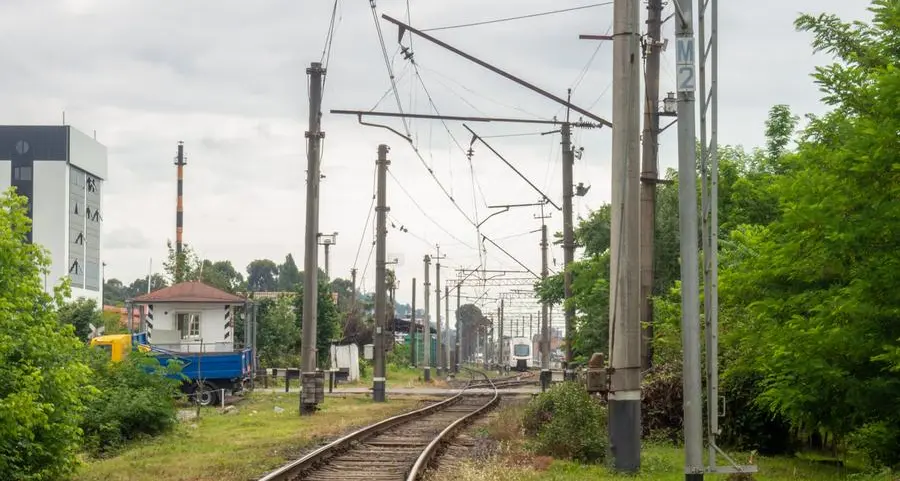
[0,125,107,304]
[132,281,248,353]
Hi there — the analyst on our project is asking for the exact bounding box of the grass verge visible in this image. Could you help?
[433,403,895,481]
[75,392,429,481]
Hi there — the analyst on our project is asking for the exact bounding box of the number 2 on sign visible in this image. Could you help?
[677,65,695,92]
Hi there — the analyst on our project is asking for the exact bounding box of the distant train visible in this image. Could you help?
[507,337,532,371]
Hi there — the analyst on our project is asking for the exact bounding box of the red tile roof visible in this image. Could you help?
[132,281,246,303]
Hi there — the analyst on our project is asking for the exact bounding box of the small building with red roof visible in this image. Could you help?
[130,281,247,354]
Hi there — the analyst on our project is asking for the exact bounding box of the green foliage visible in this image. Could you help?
[256,296,300,368]
[387,341,411,369]
[101,310,128,336]
[522,382,607,463]
[58,298,102,341]
[0,188,93,480]
[294,280,341,367]
[81,351,182,454]
[197,259,245,293]
[162,240,201,284]
[246,259,279,292]
[277,254,302,291]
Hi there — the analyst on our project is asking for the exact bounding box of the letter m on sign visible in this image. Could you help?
[676,38,694,64]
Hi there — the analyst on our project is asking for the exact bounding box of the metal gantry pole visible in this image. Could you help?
[372,144,390,403]
[445,285,451,375]
[608,0,643,472]
[411,278,417,367]
[455,284,461,373]
[300,61,325,416]
[561,123,576,381]
[434,248,444,377]
[640,0,663,371]
[423,256,432,381]
[674,0,704,477]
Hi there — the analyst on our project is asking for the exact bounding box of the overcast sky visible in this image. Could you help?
[0,0,871,330]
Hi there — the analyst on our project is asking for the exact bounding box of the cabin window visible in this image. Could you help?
[176,312,201,339]
[514,344,530,357]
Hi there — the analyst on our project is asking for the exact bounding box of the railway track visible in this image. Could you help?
[257,368,498,481]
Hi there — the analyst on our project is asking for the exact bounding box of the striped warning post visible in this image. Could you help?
[145,304,154,341]
[224,305,232,340]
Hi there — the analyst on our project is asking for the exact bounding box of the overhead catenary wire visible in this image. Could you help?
[368,0,479,230]
[421,2,614,32]
[386,169,474,249]
[353,165,378,270]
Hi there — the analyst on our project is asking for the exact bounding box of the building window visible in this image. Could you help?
[13,166,32,181]
[176,313,200,339]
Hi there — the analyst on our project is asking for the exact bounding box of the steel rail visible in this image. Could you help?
[256,376,476,481]
[405,368,499,480]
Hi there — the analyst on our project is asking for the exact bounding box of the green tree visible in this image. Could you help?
[57,298,102,341]
[277,254,302,291]
[256,296,301,368]
[198,259,244,293]
[294,280,341,366]
[163,240,200,284]
[246,259,279,292]
[721,1,900,464]
[0,188,92,479]
[126,274,168,297]
[103,278,127,305]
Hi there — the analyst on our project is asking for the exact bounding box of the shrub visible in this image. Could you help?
[387,342,411,369]
[848,421,900,469]
[81,350,182,454]
[1,189,93,480]
[522,381,607,463]
[642,362,684,444]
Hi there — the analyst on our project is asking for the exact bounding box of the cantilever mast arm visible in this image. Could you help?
[381,14,613,129]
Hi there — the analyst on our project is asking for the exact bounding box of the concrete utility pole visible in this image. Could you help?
[608,0,642,471]
[434,246,446,376]
[174,141,186,283]
[674,0,703,477]
[640,0,664,371]
[540,221,551,390]
[561,122,576,381]
[422,256,432,381]
[455,284,461,373]
[300,61,325,416]
[372,144,391,403]
[411,278,417,367]
[351,268,358,313]
[317,232,338,279]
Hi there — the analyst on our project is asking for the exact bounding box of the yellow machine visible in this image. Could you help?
[89,334,149,362]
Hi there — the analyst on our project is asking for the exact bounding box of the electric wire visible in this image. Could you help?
[352,166,378,270]
[386,169,474,249]
[421,2,614,32]
[369,1,478,230]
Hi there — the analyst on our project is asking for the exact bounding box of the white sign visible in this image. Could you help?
[676,37,695,93]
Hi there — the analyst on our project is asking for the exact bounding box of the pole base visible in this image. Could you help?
[300,403,318,415]
[423,367,431,382]
[685,474,704,481]
[540,370,551,392]
[608,397,641,473]
[373,379,386,402]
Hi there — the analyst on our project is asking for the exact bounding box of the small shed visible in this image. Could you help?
[130,281,247,353]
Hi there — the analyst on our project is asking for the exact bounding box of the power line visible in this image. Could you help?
[353,165,378,270]
[386,169,474,249]
[421,2,614,32]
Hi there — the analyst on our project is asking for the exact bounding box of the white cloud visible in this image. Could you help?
[0,0,872,332]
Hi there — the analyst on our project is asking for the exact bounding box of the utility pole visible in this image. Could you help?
[540,221,551,390]
[351,268,358,313]
[411,278,417,367]
[455,284,461,373]
[561,121,576,381]
[372,144,391,403]
[174,141,186,283]
[434,246,446,376]
[300,61,325,416]
[499,299,505,370]
[674,0,703,477]
[445,285,451,374]
[640,0,664,371]
[422,256,432,381]
[608,0,642,471]
[317,232,338,279]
